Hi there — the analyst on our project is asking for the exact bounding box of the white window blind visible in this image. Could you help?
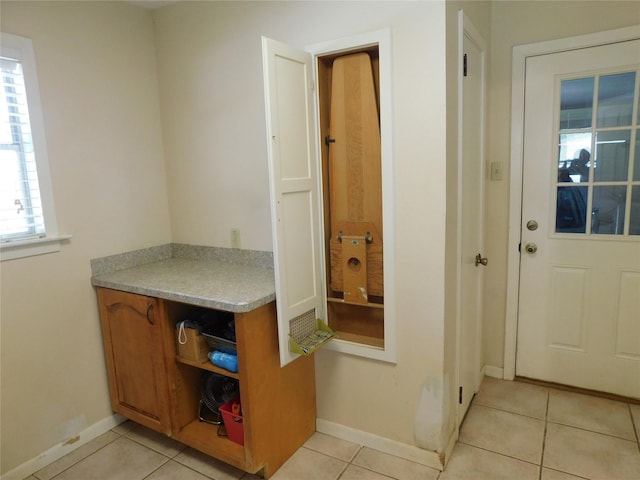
[0,55,46,241]
[0,33,67,261]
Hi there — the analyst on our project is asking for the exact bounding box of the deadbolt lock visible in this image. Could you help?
[526,220,538,231]
[525,243,538,254]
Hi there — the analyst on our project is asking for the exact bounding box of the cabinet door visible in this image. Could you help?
[97,288,170,433]
[262,37,325,367]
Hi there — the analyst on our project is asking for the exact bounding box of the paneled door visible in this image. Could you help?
[517,39,640,398]
[262,37,324,367]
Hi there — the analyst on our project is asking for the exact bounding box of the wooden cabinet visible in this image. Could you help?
[97,287,316,478]
[97,288,172,434]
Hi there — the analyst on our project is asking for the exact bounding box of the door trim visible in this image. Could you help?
[307,29,398,363]
[504,25,640,380]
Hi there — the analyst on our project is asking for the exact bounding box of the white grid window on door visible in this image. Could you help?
[555,69,640,236]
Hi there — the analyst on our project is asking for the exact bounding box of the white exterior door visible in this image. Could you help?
[517,39,640,398]
[262,37,324,367]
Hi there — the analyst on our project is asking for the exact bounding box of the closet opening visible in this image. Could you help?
[316,45,384,349]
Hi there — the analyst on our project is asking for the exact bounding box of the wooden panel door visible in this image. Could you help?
[97,288,171,433]
[262,37,324,367]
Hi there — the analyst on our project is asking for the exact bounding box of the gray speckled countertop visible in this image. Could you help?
[91,244,275,313]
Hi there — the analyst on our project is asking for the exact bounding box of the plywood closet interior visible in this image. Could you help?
[316,45,385,349]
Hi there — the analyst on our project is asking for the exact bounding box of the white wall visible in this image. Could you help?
[153,0,452,452]
[0,2,171,474]
[483,0,640,370]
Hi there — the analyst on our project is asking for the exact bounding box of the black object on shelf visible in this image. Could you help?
[198,372,239,425]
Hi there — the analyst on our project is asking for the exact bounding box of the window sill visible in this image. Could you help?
[0,234,72,261]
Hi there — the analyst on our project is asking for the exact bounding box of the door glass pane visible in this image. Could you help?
[592,185,626,235]
[597,72,636,127]
[630,186,640,235]
[594,130,630,182]
[637,85,640,125]
[560,77,594,130]
[634,135,640,181]
[558,133,591,183]
[556,186,587,233]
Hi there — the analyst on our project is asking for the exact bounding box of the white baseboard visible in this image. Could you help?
[316,418,445,471]
[1,414,126,480]
[483,365,504,379]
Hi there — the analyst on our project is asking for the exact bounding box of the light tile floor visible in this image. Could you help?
[24,377,640,480]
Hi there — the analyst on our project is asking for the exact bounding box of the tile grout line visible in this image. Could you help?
[456,398,548,470]
[545,419,640,443]
[121,431,186,460]
[629,404,640,454]
[138,457,172,480]
[538,389,550,480]
[471,402,546,421]
[41,426,126,480]
[332,444,361,480]
[541,387,638,442]
[542,467,591,480]
[455,440,542,468]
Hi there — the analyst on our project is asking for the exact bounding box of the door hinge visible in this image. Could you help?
[463,53,468,77]
[459,386,463,404]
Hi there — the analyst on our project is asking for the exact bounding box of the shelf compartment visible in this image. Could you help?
[175,355,240,380]
[173,418,246,470]
[327,296,384,309]
[333,330,384,349]
[327,299,384,347]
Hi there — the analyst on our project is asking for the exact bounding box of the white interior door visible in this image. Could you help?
[517,39,640,398]
[458,12,486,424]
[262,37,324,367]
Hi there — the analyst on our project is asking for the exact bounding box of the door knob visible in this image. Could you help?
[525,243,537,254]
[475,253,488,267]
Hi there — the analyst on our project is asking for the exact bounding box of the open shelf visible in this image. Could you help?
[175,355,240,380]
[333,330,384,348]
[173,418,245,470]
[326,297,384,345]
[327,297,384,309]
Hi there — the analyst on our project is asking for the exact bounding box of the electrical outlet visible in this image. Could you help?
[231,228,241,249]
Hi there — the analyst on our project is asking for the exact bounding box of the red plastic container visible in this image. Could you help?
[219,398,244,445]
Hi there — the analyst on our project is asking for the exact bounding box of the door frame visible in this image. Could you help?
[307,29,398,363]
[504,25,640,380]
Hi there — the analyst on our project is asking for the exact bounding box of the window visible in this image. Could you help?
[556,70,640,236]
[0,33,67,261]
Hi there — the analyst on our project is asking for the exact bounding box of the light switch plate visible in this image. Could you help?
[490,161,503,181]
